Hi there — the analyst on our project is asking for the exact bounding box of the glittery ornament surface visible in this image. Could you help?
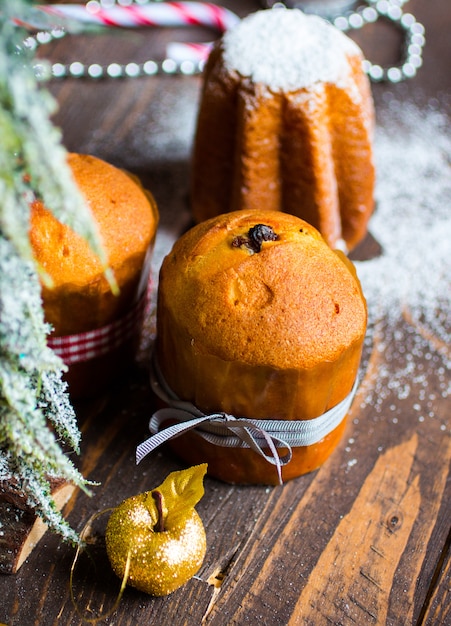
[105,465,207,596]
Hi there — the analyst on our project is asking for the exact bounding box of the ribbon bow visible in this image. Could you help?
[136,352,359,485]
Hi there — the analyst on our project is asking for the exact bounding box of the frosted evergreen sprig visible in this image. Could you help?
[0,235,91,543]
[0,1,110,542]
[0,237,81,451]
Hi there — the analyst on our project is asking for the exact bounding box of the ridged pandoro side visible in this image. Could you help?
[190,15,375,252]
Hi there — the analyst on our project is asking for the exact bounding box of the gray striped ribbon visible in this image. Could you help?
[136,352,359,484]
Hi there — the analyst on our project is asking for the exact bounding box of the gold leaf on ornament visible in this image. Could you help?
[154,462,207,528]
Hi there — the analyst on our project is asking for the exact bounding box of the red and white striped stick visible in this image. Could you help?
[36,2,239,64]
[39,2,239,31]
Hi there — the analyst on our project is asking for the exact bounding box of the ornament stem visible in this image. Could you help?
[152,490,165,532]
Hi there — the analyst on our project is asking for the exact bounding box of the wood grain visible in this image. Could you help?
[0,480,75,575]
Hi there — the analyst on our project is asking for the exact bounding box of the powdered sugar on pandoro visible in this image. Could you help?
[222,8,361,92]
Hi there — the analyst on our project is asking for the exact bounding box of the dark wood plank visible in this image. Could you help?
[420,539,451,626]
[0,479,75,575]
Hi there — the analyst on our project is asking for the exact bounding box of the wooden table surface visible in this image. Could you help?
[1,1,450,624]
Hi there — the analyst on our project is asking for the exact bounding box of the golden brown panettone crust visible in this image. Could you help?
[30,153,159,397]
[31,153,158,335]
[156,210,367,483]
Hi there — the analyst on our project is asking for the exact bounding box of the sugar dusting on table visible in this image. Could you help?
[352,98,450,447]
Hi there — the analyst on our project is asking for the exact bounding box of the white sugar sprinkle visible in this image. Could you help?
[222,9,360,92]
[355,100,451,346]
[355,99,450,429]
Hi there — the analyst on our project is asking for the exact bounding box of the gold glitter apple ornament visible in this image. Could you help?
[105,464,208,596]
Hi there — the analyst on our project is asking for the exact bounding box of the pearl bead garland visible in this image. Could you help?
[262,0,425,83]
[332,0,425,82]
[25,0,424,82]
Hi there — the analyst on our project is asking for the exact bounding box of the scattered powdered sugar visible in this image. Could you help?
[353,99,450,424]
[222,8,360,92]
[355,100,450,341]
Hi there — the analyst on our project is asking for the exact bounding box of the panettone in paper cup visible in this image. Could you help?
[30,153,159,399]
[141,209,366,485]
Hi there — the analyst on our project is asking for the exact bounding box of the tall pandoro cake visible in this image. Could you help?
[152,210,367,485]
[191,8,375,252]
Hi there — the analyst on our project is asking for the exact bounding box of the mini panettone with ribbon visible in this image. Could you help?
[138,209,367,485]
[30,153,159,398]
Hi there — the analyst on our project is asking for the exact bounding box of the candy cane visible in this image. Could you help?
[38,2,239,33]
[34,1,239,68]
